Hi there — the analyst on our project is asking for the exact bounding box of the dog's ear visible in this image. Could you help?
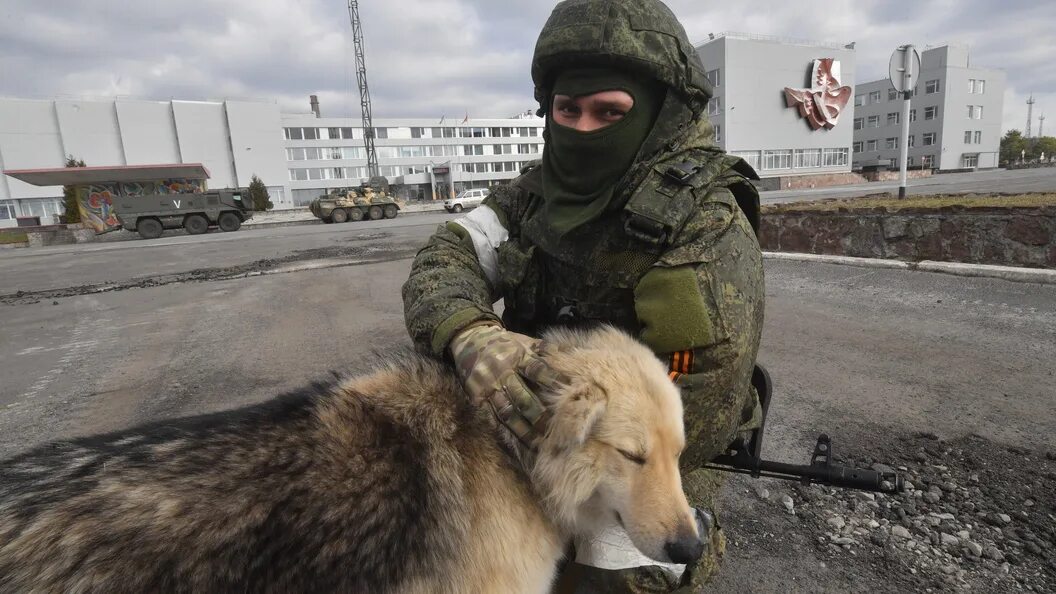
[545,380,607,448]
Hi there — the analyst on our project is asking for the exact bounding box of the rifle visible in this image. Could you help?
[705,365,905,494]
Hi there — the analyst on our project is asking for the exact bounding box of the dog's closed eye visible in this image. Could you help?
[617,449,646,465]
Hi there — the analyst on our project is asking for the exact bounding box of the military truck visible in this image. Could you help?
[308,183,400,224]
[112,188,254,239]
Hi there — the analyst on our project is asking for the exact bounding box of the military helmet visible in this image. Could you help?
[531,0,712,114]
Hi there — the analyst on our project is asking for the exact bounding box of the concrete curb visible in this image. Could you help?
[763,251,1056,285]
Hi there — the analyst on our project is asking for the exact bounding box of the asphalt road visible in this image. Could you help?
[763,166,1056,203]
[2,209,1053,591]
[0,212,458,295]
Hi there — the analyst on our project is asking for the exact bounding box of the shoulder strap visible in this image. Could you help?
[622,149,760,250]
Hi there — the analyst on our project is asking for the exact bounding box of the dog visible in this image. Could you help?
[0,326,702,593]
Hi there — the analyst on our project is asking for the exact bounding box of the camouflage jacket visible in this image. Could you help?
[402,141,765,469]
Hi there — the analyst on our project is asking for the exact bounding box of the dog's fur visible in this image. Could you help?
[0,326,698,593]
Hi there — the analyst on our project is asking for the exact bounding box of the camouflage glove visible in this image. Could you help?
[449,323,566,447]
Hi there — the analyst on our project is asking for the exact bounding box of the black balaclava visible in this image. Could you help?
[540,67,664,236]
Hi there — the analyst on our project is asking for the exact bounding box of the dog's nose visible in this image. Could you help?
[664,536,705,564]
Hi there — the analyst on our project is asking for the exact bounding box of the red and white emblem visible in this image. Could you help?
[784,58,851,130]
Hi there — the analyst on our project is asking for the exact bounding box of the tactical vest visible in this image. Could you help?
[495,149,760,337]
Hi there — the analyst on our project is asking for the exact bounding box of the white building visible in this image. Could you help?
[0,97,288,226]
[851,45,1005,170]
[0,96,545,226]
[696,33,857,182]
[279,111,544,205]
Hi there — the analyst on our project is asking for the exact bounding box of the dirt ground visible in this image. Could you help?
[711,424,1054,593]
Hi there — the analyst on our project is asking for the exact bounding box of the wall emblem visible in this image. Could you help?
[784,58,851,130]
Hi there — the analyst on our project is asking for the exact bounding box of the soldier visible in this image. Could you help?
[402,0,764,591]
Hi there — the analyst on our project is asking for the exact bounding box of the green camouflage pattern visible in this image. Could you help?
[448,323,568,447]
[402,1,764,590]
[531,0,712,115]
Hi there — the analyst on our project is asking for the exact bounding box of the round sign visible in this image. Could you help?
[888,46,921,93]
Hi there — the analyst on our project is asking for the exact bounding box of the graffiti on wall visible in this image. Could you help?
[784,58,851,130]
[77,178,206,233]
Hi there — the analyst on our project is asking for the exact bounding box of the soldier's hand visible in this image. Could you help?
[449,323,567,446]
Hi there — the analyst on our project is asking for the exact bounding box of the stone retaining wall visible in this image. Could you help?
[760,206,1056,269]
[753,169,932,191]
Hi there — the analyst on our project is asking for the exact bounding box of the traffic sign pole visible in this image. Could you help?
[889,45,919,200]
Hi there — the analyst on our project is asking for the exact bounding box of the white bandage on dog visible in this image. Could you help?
[574,523,687,581]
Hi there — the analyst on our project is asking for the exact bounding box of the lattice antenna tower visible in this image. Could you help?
[1039,114,1045,138]
[1026,94,1035,138]
[348,1,379,178]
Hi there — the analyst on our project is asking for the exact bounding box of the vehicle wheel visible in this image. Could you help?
[383,204,398,219]
[331,208,349,223]
[218,212,242,232]
[349,208,365,222]
[368,205,384,220]
[184,214,209,235]
[137,218,163,240]
[452,204,464,213]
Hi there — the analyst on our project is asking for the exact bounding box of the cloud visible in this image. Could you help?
[0,0,1052,132]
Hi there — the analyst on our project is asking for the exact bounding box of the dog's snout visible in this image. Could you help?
[664,536,704,564]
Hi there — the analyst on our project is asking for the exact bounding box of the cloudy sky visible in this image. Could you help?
[1,0,1053,134]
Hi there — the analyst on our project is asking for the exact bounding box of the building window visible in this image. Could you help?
[962,154,979,168]
[869,90,882,103]
[968,79,986,94]
[732,150,761,170]
[707,97,721,116]
[909,109,917,122]
[924,106,937,120]
[303,127,319,140]
[923,132,936,146]
[398,146,426,158]
[823,148,848,166]
[705,68,720,87]
[866,139,878,151]
[974,131,982,144]
[853,141,863,153]
[964,130,972,144]
[762,149,793,170]
[442,127,457,138]
[853,118,864,130]
[372,127,388,139]
[854,95,865,107]
[921,155,934,167]
[867,115,880,128]
[0,202,14,220]
[411,127,424,138]
[968,105,984,119]
[925,79,940,94]
[793,148,822,168]
[908,135,915,148]
[886,137,899,150]
[887,112,900,126]
[888,88,899,101]
[714,124,721,143]
[463,145,484,156]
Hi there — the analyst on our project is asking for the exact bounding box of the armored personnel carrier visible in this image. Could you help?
[308,183,400,223]
[112,188,253,239]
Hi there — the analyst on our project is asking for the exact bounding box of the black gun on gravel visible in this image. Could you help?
[705,366,905,494]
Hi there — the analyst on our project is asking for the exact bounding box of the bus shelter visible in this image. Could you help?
[3,163,210,233]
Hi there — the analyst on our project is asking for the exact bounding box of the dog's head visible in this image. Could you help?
[530,326,704,565]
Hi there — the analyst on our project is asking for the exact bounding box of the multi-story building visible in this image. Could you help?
[279,112,544,205]
[696,33,857,180]
[0,96,544,225]
[851,45,1004,171]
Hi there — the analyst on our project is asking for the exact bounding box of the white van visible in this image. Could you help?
[444,188,490,213]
